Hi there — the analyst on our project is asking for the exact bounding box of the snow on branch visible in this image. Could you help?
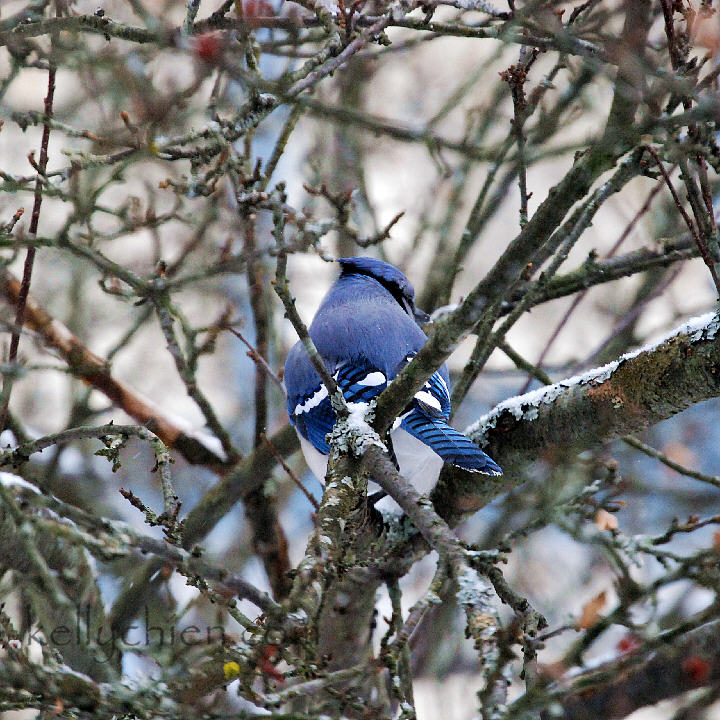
[438,312,720,517]
[471,311,719,435]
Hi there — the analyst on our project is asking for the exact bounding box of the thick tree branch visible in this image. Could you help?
[434,312,720,520]
[550,619,720,720]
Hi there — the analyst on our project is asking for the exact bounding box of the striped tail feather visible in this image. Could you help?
[401,411,502,476]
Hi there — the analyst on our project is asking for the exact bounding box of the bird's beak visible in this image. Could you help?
[401,295,430,324]
[413,306,430,324]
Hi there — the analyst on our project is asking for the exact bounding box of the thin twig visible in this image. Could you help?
[647,145,720,296]
[501,47,537,227]
[519,165,667,393]
[0,423,160,465]
[0,60,56,432]
[244,222,270,448]
[273,244,342,405]
[286,15,393,97]
[623,435,720,489]
[659,0,683,71]
[151,296,240,463]
[580,265,682,371]
[228,326,284,388]
[262,433,319,509]
[262,105,304,186]
[183,0,202,34]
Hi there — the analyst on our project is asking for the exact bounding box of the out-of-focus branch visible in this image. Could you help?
[4,474,278,612]
[602,0,651,146]
[549,619,720,720]
[0,12,614,65]
[0,55,56,431]
[0,267,228,467]
[294,97,527,161]
[181,423,299,546]
[242,204,292,600]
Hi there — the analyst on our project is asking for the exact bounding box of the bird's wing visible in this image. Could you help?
[407,366,452,419]
[400,411,502,475]
[288,358,389,454]
[288,351,451,454]
[396,353,503,476]
[289,352,502,476]
[289,380,334,454]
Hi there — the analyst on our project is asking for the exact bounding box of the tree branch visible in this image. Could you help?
[551,619,720,720]
[0,268,229,467]
[435,312,720,520]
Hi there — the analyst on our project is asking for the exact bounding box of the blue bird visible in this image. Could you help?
[284,257,502,496]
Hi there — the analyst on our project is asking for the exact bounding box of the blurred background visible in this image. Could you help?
[2,0,720,717]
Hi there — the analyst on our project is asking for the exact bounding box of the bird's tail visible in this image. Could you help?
[401,412,502,476]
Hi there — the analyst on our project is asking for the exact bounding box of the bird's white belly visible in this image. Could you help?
[298,427,444,501]
[298,435,332,486]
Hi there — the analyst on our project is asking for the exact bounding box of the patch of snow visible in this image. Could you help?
[328,401,387,457]
[287,608,308,623]
[467,311,719,440]
[456,567,494,609]
[431,304,459,322]
[0,472,39,494]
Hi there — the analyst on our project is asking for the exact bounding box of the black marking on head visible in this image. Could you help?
[338,257,419,318]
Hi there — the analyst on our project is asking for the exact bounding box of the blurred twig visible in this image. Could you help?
[0,54,55,432]
[0,267,229,466]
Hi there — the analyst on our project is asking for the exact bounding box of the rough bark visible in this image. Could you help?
[435,312,720,522]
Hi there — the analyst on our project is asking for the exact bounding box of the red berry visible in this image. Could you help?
[616,634,641,655]
[259,644,284,684]
[193,33,224,65]
[240,0,275,17]
[682,656,711,686]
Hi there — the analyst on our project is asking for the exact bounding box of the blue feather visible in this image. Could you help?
[288,358,388,455]
[283,257,503,478]
[400,410,502,475]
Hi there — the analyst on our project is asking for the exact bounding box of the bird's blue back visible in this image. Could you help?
[285,272,436,394]
[284,258,502,477]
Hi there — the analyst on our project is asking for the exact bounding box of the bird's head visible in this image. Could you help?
[338,256,430,324]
